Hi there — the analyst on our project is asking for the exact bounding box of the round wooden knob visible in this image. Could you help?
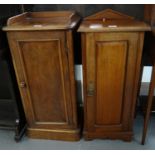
[102,18,106,22]
[20,82,26,88]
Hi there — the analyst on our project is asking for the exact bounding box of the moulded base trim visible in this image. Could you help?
[27,127,81,141]
[83,130,133,142]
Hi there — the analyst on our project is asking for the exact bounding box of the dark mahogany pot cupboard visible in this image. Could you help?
[3,11,81,141]
[78,9,150,141]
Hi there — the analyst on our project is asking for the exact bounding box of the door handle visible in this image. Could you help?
[19,81,26,88]
[87,82,95,96]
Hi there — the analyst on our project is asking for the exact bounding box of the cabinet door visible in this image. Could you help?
[84,32,142,132]
[7,31,74,130]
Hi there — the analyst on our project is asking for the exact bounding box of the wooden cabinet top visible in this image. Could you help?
[78,9,150,32]
[3,11,80,31]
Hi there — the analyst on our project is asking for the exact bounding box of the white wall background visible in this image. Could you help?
[74,65,153,102]
[75,65,152,83]
[142,67,152,82]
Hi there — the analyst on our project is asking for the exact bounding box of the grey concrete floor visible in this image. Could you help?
[0,115,154,150]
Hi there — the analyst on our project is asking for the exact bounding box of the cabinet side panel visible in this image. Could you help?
[96,41,127,125]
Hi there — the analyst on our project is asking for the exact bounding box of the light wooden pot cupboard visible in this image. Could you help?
[78,9,150,141]
[3,11,81,141]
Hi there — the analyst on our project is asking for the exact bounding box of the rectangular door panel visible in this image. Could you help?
[19,40,67,123]
[8,31,73,129]
[85,32,139,132]
[96,41,127,126]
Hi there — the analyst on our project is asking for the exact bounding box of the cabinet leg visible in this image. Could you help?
[84,137,93,141]
[141,65,155,145]
[83,133,93,141]
[14,119,27,142]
